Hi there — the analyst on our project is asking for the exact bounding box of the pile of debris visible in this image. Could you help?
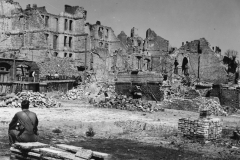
[197,97,228,116]
[0,92,60,108]
[61,85,85,100]
[61,82,160,112]
[61,82,116,101]
[10,142,112,160]
[94,94,159,112]
[164,97,227,116]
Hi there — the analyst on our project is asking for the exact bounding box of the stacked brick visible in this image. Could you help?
[178,118,223,140]
[178,113,223,141]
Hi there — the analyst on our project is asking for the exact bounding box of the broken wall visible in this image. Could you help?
[175,38,227,84]
[87,23,128,81]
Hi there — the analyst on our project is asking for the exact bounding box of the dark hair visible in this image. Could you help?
[21,100,30,109]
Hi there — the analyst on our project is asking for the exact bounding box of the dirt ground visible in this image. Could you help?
[1,100,240,159]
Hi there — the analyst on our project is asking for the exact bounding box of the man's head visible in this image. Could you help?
[21,100,30,110]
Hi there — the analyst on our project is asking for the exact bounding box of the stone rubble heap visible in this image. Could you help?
[61,82,160,112]
[61,85,85,100]
[164,97,227,116]
[0,92,60,108]
[94,95,159,112]
[197,97,228,116]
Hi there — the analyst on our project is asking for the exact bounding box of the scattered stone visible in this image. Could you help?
[52,128,62,134]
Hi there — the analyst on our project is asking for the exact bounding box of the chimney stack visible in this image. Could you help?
[182,42,184,46]
[26,4,31,9]
[96,21,101,25]
[33,4,37,9]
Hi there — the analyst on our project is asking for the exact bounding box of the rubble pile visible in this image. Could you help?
[61,85,85,100]
[95,95,159,112]
[164,95,227,116]
[197,97,228,116]
[61,82,116,101]
[0,92,60,108]
[61,82,159,112]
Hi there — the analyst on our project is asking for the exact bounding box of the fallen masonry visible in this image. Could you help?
[163,97,227,116]
[95,95,159,112]
[0,91,60,108]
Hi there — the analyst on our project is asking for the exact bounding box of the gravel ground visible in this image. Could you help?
[1,100,240,159]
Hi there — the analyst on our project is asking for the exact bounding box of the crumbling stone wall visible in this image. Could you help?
[85,22,128,81]
[118,28,169,73]
[0,1,87,63]
[35,4,86,60]
[145,28,169,55]
[174,38,227,84]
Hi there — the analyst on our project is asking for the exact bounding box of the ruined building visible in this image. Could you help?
[118,28,169,73]
[0,0,87,62]
[173,38,227,84]
[85,21,128,80]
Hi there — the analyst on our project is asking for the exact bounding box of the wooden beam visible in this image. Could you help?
[13,142,50,150]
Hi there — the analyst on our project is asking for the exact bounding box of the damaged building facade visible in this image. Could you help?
[118,28,170,74]
[172,38,227,84]
[0,1,87,62]
[85,21,128,81]
[0,0,228,85]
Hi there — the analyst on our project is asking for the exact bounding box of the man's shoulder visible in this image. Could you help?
[16,111,24,115]
[28,110,37,115]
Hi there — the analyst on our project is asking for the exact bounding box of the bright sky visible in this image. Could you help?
[15,0,240,58]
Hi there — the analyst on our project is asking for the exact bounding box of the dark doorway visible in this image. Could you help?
[182,57,188,75]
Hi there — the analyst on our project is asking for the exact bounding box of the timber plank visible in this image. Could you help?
[55,144,112,160]
[39,148,79,160]
[75,148,93,160]
[10,153,39,160]
[14,142,50,150]
[10,147,41,157]
[54,144,82,153]
[92,151,113,160]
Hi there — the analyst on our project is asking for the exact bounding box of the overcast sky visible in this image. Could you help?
[15,0,240,58]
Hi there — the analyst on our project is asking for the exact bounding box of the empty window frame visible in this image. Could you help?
[69,37,72,48]
[105,43,108,48]
[99,42,103,47]
[45,34,49,42]
[53,35,58,49]
[64,19,68,30]
[64,36,67,47]
[69,20,73,31]
[45,16,49,27]
[55,18,58,31]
